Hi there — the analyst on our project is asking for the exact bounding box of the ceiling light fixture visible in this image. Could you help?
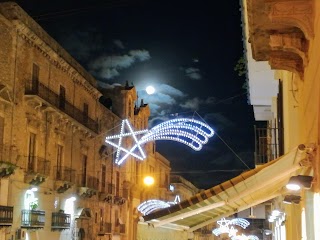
[286,175,313,191]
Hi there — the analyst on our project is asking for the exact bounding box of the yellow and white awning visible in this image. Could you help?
[142,145,312,231]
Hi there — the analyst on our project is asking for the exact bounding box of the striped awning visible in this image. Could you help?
[141,145,311,231]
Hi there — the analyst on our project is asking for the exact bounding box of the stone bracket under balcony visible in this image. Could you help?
[77,187,97,198]
[54,180,72,193]
[24,173,46,185]
[0,161,16,178]
[99,193,126,205]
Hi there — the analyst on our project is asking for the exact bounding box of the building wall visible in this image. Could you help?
[244,0,320,239]
[0,3,173,240]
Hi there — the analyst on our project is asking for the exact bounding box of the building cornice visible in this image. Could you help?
[0,2,102,100]
[14,21,102,100]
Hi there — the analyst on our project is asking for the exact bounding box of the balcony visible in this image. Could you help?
[21,210,45,229]
[0,206,13,226]
[51,211,71,231]
[254,125,284,164]
[0,161,16,178]
[120,224,126,234]
[54,166,76,193]
[24,156,50,185]
[25,80,98,133]
[98,222,112,236]
[77,174,99,197]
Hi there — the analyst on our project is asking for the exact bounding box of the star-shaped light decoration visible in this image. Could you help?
[105,118,214,165]
[105,119,148,165]
[213,217,250,237]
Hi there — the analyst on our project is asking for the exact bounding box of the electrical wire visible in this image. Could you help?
[31,1,143,21]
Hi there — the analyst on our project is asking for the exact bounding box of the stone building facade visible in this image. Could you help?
[0,2,171,240]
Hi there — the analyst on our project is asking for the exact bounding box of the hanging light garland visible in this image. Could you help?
[137,195,181,215]
[105,118,214,165]
[212,218,250,238]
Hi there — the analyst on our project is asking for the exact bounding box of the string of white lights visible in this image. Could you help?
[137,200,171,215]
[137,195,181,215]
[105,118,214,165]
[231,234,259,240]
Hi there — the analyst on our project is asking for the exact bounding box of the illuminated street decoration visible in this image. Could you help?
[140,118,214,151]
[137,195,181,215]
[231,234,259,240]
[212,218,250,237]
[105,118,214,165]
[105,119,148,165]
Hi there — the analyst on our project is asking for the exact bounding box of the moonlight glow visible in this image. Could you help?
[146,85,155,95]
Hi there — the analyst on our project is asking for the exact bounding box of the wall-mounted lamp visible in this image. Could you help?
[286,175,313,191]
[30,187,38,192]
[283,195,301,204]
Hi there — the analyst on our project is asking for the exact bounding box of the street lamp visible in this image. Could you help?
[143,176,154,187]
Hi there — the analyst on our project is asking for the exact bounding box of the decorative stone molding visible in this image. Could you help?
[269,51,304,79]
[25,173,46,185]
[270,33,308,66]
[0,161,16,178]
[78,187,96,198]
[26,112,42,129]
[0,84,13,105]
[14,20,102,100]
[54,180,72,193]
[268,1,314,40]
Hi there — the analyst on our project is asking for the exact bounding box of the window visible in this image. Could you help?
[135,162,139,184]
[128,100,132,118]
[59,85,66,110]
[100,208,104,231]
[83,103,88,123]
[32,63,39,92]
[81,155,87,186]
[0,116,4,160]
[116,171,120,196]
[164,173,168,187]
[28,133,36,172]
[56,145,63,179]
[115,210,119,227]
[101,165,106,190]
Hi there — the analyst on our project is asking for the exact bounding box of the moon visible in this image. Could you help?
[146,85,155,95]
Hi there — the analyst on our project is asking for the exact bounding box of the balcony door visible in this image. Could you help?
[83,103,88,124]
[56,145,63,180]
[81,155,87,186]
[59,85,66,110]
[28,133,36,172]
[31,63,39,92]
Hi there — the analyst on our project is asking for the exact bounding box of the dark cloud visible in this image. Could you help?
[113,39,125,49]
[88,50,151,79]
[185,67,202,80]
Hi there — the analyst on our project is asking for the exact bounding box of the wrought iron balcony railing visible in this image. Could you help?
[77,174,99,190]
[21,210,45,228]
[120,224,126,234]
[54,166,76,183]
[25,80,98,133]
[51,212,71,230]
[0,206,13,226]
[25,156,50,176]
[98,222,112,235]
[254,126,284,164]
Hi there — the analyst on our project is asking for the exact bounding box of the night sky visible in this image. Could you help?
[13,0,255,189]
